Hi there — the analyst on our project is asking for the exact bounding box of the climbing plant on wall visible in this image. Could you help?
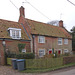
[18,43,26,52]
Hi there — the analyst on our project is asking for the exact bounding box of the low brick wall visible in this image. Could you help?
[63,56,75,64]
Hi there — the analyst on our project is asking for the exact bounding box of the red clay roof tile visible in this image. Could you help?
[26,19,72,39]
[0,19,29,40]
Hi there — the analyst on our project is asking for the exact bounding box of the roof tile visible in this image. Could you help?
[0,19,29,40]
[26,19,71,39]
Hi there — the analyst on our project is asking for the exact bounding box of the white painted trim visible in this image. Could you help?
[38,49,45,57]
[8,28,21,31]
[64,49,69,53]
[38,36,45,43]
[8,28,21,39]
[64,39,68,44]
[58,38,62,45]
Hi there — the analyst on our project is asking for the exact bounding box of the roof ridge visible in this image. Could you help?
[0,19,18,23]
[26,18,60,28]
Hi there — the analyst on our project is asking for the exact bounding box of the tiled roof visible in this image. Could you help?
[0,19,29,40]
[26,19,71,39]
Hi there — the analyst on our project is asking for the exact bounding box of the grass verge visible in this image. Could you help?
[21,63,75,73]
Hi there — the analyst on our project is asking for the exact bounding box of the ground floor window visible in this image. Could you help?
[39,49,45,57]
[64,49,68,53]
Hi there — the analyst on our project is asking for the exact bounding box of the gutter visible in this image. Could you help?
[0,38,30,42]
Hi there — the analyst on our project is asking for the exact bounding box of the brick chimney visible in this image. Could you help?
[59,20,63,27]
[19,6,25,17]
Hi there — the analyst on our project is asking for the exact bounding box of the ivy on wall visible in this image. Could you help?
[18,43,26,52]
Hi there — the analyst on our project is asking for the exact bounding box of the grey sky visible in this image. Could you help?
[0,0,75,31]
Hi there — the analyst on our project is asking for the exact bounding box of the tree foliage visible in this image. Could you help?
[47,20,59,26]
[71,26,75,51]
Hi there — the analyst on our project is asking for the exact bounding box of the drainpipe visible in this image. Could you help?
[2,39,7,65]
[32,35,35,54]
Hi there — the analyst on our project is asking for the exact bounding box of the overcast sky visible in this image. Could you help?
[0,0,75,31]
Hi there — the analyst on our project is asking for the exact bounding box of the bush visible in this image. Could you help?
[64,53,70,56]
[6,52,35,59]
[6,52,16,58]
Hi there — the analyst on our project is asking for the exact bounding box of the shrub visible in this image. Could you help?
[17,53,35,59]
[64,53,70,56]
[18,43,26,52]
[6,52,16,58]
[6,52,35,59]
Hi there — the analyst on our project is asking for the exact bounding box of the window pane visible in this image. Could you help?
[12,30,15,38]
[16,30,19,38]
[39,36,45,43]
[64,39,68,44]
[39,49,45,57]
[64,49,68,53]
[58,38,62,45]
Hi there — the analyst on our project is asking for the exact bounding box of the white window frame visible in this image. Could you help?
[8,28,21,39]
[39,49,45,57]
[38,36,45,43]
[64,39,68,44]
[58,38,62,45]
[64,49,69,53]
[22,49,26,53]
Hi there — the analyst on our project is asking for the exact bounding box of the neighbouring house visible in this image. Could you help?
[18,6,72,58]
[0,19,31,65]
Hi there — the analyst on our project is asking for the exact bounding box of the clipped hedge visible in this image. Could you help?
[6,53,35,59]
[16,53,35,59]
[7,57,63,69]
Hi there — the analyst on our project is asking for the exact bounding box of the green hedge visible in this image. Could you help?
[7,57,63,69]
[26,58,63,69]
[6,53,35,59]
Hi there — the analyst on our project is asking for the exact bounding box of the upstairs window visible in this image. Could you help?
[64,39,68,44]
[58,38,62,45]
[8,28,21,39]
[38,36,45,43]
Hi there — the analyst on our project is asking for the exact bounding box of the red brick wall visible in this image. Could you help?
[32,35,72,57]
[63,56,75,64]
[19,16,31,37]
[0,40,31,65]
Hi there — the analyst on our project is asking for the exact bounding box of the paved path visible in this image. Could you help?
[0,66,75,75]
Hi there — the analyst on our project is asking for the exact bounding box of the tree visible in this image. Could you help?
[47,20,66,28]
[47,20,59,26]
[71,26,75,51]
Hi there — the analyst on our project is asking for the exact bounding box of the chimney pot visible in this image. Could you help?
[59,20,63,27]
[19,6,25,17]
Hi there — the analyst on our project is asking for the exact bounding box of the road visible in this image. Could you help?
[50,66,75,75]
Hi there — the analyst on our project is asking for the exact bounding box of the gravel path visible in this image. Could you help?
[0,65,75,75]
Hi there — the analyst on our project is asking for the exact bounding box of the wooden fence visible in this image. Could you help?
[7,58,63,69]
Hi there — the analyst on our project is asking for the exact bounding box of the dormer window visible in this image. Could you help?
[8,28,21,39]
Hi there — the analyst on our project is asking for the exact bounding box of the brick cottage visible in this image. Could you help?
[0,19,31,65]
[19,6,72,57]
[0,6,72,65]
